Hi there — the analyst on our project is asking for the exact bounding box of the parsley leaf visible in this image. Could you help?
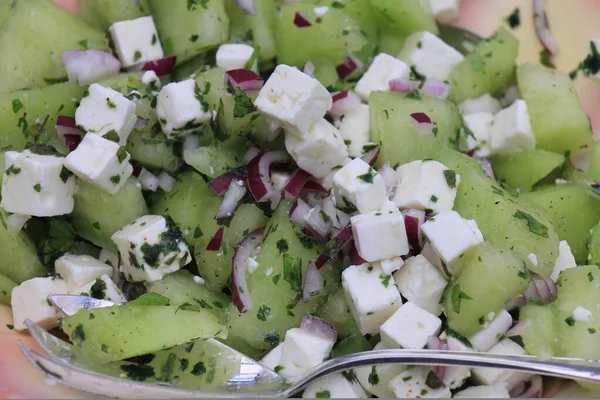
[283,254,303,292]
[38,219,75,264]
[450,284,473,314]
[443,170,457,188]
[513,210,549,238]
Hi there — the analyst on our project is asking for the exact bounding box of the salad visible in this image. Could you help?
[2,0,600,397]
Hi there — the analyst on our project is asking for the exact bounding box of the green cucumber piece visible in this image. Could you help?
[62,303,227,363]
[519,304,556,358]
[79,0,151,31]
[0,272,17,305]
[520,184,600,263]
[588,220,600,266]
[314,287,362,339]
[434,148,561,277]
[370,0,438,36]
[370,91,462,167]
[148,0,229,65]
[225,0,277,62]
[490,149,565,192]
[517,63,593,155]
[126,126,182,173]
[449,27,518,104]
[588,141,600,181]
[0,0,107,93]
[331,333,373,358]
[184,141,248,179]
[443,242,530,337]
[71,178,148,251]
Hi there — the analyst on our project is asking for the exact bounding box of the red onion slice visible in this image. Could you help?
[294,11,312,27]
[206,226,225,251]
[315,254,330,269]
[247,151,289,202]
[290,199,311,229]
[411,112,433,124]
[234,0,256,15]
[478,158,496,180]
[209,173,236,197]
[141,56,177,76]
[410,112,437,138]
[350,242,366,265]
[378,163,396,198]
[524,276,557,304]
[63,134,82,152]
[506,319,531,337]
[403,209,426,251]
[61,49,121,85]
[303,60,315,77]
[215,180,246,220]
[231,227,265,313]
[510,375,543,398]
[225,69,264,92]
[336,55,361,80]
[55,115,81,136]
[134,117,148,130]
[302,261,325,301]
[389,79,421,93]
[300,181,329,196]
[422,79,451,99]
[426,336,448,381]
[533,0,559,55]
[284,169,312,201]
[330,90,362,117]
[361,145,380,166]
[244,147,261,164]
[300,315,338,343]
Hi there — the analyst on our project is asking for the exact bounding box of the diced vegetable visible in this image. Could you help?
[314,287,363,339]
[490,149,565,192]
[519,304,556,358]
[0,273,17,305]
[79,0,151,31]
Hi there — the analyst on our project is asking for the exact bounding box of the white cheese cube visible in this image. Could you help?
[585,39,600,80]
[342,263,402,335]
[388,367,452,398]
[285,118,349,178]
[98,248,122,283]
[399,31,464,81]
[11,277,68,331]
[1,150,76,217]
[420,241,445,274]
[469,309,513,351]
[454,385,510,398]
[421,211,484,264]
[65,133,133,194]
[355,53,411,101]
[302,373,367,399]
[573,306,593,322]
[460,112,494,157]
[339,104,370,157]
[55,254,113,291]
[71,274,126,304]
[255,65,332,135]
[355,341,407,398]
[393,160,460,214]
[332,158,387,214]
[216,43,257,72]
[156,79,212,139]
[141,70,161,88]
[550,240,577,282]
[488,100,536,155]
[259,343,283,371]
[351,209,409,262]
[111,215,192,282]
[459,94,502,116]
[472,339,532,389]
[75,83,137,145]
[279,327,335,380]
[438,330,473,389]
[380,302,442,349]
[108,16,163,68]
[377,256,405,275]
[313,6,330,18]
[428,0,460,23]
[393,255,447,315]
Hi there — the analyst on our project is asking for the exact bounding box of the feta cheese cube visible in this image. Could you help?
[428,0,460,23]
[285,119,349,178]
[111,215,192,282]
[351,209,409,262]
[380,302,442,349]
[108,16,163,68]
[585,39,600,80]
[399,31,464,81]
[454,385,510,398]
[355,342,407,398]
[342,263,402,335]
[460,112,494,157]
[459,94,502,116]
[393,255,448,315]
[1,150,76,217]
[75,83,137,145]
[573,306,593,322]
[388,367,452,398]
[472,339,532,389]
[259,343,283,371]
[65,133,133,194]
[339,105,370,157]
[488,100,536,155]
[312,6,330,18]
[279,327,335,379]
[302,373,367,399]
[11,277,68,331]
[420,241,445,274]
[141,70,161,88]
[156,79,213,139]
[393,160,460,214]
[421,211,484,264]
[216,44,257,72]
[255,65,332,135]
[439,330,473,389]
[71,274,126,304]
[98,248,121,283]
[355,53,411,101]
[332,158,387,214]
[469,309,513,351]
[55,254,113,291]
[377,256,405,275]
[550,240,577,281]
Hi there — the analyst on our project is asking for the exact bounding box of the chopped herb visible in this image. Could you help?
[104,130,120,143]
[60,166,73,183]
[331,1,345,8]
[72,323,86,342]
[120,364,155,382]
[430,195,438,203]
[445,329,473,347]
[513,210,549,238]
[187,0,209,11]
[189,34,199,42]
[276,238,289,254]
[368,366,379,385]
[106,98,117,109]
[38,219,76,264]
[506,7,521,28]
[244,47,260,70]
[450,284,472,314]
[257,304,272,321]
[589,271,594,282]
[78,39,88,49]
[43,76,68,84]
[402,376,412,381]
[316,391,331,398]
[362,143,379,152]
[517,270,530,280]
[177,302,201,312]
[478,316,485,325]
[581,41,600,76]
[589,328,596,334]
[420,389,429,396]
[338,196,358,214]
[210,98,228,142]
[342,370,358,383]
[443,170,457,188]
[5,165,21,176]
[133,50,142,62]
[11,99,23,114]
[357,168,377,184]
[180,358,189,371]
[344,139,352,145]
[151,34,157,45]
[272,274,281,285]
[17,116,28,134]
[274,365,284,373]
[379,274,391,288]
[565,316,575,327]
[406,90,422,100]
[283,254,303,292]
[116,146,128,163]
[540,50,556,68]
[319,210,331,224]
[264,331,280,346]
[82,89,89,98]
[6,324,14,330]
[191,361,207,376]
[228,84,257,118]
[138,216,184,267]
[194,226,203,238]
[110,175,121,185]
[90,278,107,299]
